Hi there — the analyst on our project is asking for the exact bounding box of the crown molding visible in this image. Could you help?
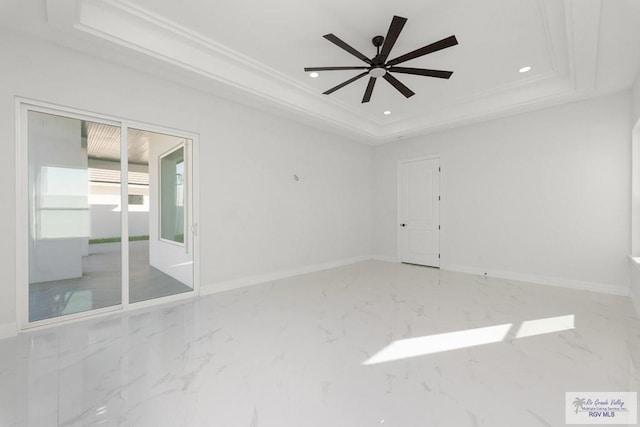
[45,0,602,145]
[46,0,384,143]
[565,0,602,93]
[375,0,602,143]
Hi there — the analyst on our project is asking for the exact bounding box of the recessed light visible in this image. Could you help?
[383,110,391,115]
[519,66,532,73]
[309,72,319,78]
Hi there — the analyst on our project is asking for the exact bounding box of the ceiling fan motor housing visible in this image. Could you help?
[369,67,386,78]
[372,35,385,47]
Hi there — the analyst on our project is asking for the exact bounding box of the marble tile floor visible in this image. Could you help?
[3,260,640,426]
[29,241,192,322]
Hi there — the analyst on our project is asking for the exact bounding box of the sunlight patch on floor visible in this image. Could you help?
[363,315,575,365]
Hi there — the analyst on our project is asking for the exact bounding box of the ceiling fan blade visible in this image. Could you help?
[304,66,369,71]
[323,72,368,95]
[387,35,458,66]
[362,77,377,103]
[383,73,415,98]
[323,34,373,65]
[379,16,407,61]
[388,67,453,79]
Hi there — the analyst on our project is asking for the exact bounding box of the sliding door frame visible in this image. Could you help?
[15,98,200,331]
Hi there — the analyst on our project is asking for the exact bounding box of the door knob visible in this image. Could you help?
[400,223,406,227]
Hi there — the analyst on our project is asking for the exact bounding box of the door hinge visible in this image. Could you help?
[438,225,440,230]
[438,167,441,172]
[438,195,441,201]
[438,254,441,259]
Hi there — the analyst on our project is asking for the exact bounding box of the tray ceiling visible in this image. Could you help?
[4,0,640,144]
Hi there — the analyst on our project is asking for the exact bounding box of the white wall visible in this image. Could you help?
[89,203,150,239]
[373,93,632,294]
[0,30,372,330]
[88,159,150,239]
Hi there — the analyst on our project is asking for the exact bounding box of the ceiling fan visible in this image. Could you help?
[304,16,458,103]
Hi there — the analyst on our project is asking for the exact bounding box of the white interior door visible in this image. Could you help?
[399,158,440,267]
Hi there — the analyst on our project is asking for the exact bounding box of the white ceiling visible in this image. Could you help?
[3,0,640,144]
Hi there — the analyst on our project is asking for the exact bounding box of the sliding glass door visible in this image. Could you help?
[23,106,196,327]
[127,128,193,304]
[27,111,122,322]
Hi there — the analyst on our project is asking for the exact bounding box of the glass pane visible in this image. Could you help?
[28,111,122,322]
[160,147,185,244]
[128,129,192,304]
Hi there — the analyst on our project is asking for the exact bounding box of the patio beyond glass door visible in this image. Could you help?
[25,107,195,326]
[127,129,193,303]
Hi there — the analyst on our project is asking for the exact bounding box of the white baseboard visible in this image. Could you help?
[442,264,630,296]
[201,255,371,296]
[0,322,17,340]
[370,254,399,263]
[628,256,640,318]
[631,291,640,318]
